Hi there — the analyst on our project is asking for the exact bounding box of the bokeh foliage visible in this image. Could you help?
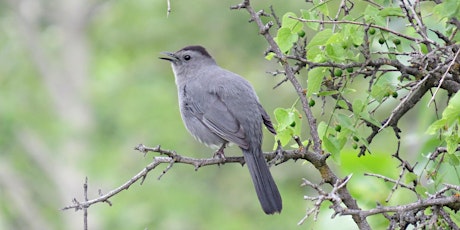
[0,0,458,229]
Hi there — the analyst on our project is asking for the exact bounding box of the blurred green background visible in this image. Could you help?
[0,0,454,229]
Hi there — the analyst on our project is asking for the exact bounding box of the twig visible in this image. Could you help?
[62,144,307,211]
[166,0,171,17]
[298,175,353,225]
[288,17,427,44]
[83,178,88,230]
[364,173,414,191]
[341,195,460,218]
[428,48,460,105]
[61,157,165,211]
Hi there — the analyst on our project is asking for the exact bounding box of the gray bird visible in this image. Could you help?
[159,45,282,214]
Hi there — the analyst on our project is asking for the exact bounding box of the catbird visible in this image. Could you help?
[159,45,282,214]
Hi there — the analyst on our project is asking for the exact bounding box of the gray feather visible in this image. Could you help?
[161,45,282,214]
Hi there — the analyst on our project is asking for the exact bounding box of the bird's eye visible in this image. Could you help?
[184,55,191,61]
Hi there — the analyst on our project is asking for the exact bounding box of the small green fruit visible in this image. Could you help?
[309,99,316,107]
[290,121,296,127]
[334,69,343,77]
[369,28,376,35]
[353,136,359,142]
[346,67,353,73]
[393,39,401,45]
[378,37,386,44]
[335,125,342,132]
[298,30,306,38]
[392,91,398,98]
[352,143,358,149]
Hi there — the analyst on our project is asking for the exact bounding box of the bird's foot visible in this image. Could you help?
[213,144,227,161]
[269,140,285,166]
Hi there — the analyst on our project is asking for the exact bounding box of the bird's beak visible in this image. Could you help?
[159,52,178,62]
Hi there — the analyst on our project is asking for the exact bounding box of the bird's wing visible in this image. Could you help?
[258,103,277,135]
[201,92,249,149]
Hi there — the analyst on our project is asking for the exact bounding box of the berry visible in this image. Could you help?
[334,69,343,77]
[369,28,376,35]
[298,30,306,38]
[335,125,342,132]
[353,136,359,142]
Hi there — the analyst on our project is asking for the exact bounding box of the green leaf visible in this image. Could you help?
[300,9,319,31]
[313,0,330,17]
[337,100,348,109]
[415,185,427,197]
[448,154,460,166]
[346,24,364,47]
[433,0,460,19]
[360,111,382,128]
[275,28,299,53]
[441,92,460,124]
[306,46,326,62]
[307,67,327,97]
[273,108,302,147]
[265,52,275,60]
[317,121,328,137]
[274,108,294,130]
[281,12,303,33]
[325,44,346,62]
[307,29,333,48]
[446,134,459,154]
[352,99,365,117]
[343,88,357,94]
[426,92,460,134]
[317,90,339,96]
[336,125,353,141]
[426,119,446,135]
[336,113,355,132]
[323,134,340,157]
[378,7,405,17]
[420,43,428,54]
[364,5,386,26]
[370,74,396,103]
[405,172,418,184]
[276,128,294,147]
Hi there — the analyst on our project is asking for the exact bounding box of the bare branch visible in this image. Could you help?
[342,195,460,219]
[288,17,428,44]
[429,48,460,105]
[62,144,308,211]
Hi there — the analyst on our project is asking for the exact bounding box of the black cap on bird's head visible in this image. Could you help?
[159,45,216,69]
[178,45,212,58]
[159,45,213,63]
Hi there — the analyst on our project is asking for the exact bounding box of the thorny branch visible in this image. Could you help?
[301,175,460,229]
[62,144,309,211]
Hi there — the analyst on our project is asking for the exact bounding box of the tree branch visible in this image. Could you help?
[62,144,308,211]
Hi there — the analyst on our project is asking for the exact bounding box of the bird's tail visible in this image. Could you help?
[242,148,282,214]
